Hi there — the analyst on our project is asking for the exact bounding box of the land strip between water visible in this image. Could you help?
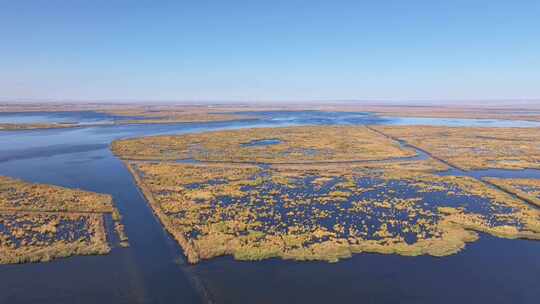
[367,125,540,211]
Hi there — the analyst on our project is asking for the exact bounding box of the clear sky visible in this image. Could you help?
[1,1,539,102]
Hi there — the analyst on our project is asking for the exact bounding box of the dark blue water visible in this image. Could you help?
[194,235,540,304]
[1,111,540,304]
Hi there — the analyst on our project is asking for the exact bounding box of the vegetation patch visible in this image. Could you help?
[373,126,540,170]
[0,176,128,264]
[0,176,115,213]
[0,123,78,131]
[112,126,417,163]
[102,106,254,124]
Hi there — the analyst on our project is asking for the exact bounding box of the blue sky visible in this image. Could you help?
[1,1,539,102]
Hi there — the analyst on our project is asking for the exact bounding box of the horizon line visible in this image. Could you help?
[2,97,540,106]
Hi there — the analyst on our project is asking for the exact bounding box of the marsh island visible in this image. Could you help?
[0,176,128,264]
[113,126,540,263]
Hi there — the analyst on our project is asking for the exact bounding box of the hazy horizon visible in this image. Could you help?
[3,98,540,108]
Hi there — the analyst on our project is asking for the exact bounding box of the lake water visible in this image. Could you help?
[0,111,133,125]
[1,111,539,304]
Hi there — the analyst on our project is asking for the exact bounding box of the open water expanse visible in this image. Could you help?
[1,111,540,304]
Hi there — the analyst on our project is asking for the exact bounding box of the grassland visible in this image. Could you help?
[112,126,417,163]
[0,176,115,213]
[372,126,540,170]
[0,176,128,264]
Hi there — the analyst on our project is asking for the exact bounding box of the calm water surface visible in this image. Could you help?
[0,111,132,125]
[1,111,539,304]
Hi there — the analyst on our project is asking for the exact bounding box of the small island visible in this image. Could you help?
[0,176,128,264]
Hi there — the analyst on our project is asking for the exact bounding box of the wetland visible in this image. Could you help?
[1,108,540,304]
[0,175,128,264]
